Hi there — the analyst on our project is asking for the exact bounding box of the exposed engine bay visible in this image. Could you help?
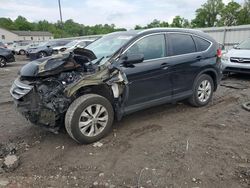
[10,48,128,132]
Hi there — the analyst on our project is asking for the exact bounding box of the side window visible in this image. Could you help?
[169,33,196,56]
[127,34,166,61]
[193,36,211,52]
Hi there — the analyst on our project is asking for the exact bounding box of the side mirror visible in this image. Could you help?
[122,53,144,67]
[47,45,51,48]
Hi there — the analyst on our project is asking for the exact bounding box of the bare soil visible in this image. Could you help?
[0,56,250,188]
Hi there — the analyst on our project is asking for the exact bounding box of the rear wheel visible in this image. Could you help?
[0,56,7,68]
[19,50,25,55]
[65,94,114,144]
[38,51,47,58]
[188,74,214,107]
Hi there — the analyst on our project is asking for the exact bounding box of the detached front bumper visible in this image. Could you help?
[10,79,57,127]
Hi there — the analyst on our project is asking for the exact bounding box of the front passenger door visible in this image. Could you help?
[121,34,172,108]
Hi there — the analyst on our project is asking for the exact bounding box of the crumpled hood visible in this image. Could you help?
[227,49,250,58]
[20,48,98,77]
[20,53,74,77]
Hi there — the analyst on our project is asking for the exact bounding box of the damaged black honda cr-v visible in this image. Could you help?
[10,28,222,144]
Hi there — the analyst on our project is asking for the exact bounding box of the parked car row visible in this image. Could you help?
[0,38,95,67]
[26,39,94,60]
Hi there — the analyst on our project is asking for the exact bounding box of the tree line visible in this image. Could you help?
[0,0,249,38]
[136,0,250,29]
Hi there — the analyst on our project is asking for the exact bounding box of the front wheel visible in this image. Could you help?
[188,74,214,107]
[19,50,25,55]
[65,94,114,144]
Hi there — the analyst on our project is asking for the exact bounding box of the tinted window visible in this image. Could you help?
[169,34,196,56]
[193,36,211,51]
[127,34,166,61]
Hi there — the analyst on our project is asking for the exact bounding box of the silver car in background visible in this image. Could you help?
[222,38,250,74]
[53,39,94,54]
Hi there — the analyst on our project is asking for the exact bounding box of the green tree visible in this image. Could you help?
[35,20,52,31]
[171,16,190,28]
[220,1,241,26]
[134,19,169,29]
[238,0,250,25]
[14,16,34,30]
[63,19,83,36]
[192,0,225,27]
[0,18,16,30]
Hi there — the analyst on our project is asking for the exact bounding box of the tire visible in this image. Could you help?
[188,74,214,107]
[19,50,25,55]
[65,94,114,144]
[0,56,7,68]
[38,51,47,58]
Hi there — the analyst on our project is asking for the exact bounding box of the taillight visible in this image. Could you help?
[217,48,222,58]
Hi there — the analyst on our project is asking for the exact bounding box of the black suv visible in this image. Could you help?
[0,47,15,67]
[10,28,222,144]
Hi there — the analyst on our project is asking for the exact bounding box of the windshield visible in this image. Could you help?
[65,40,78,48]
[85,33,134,58]
[236,39,250,50]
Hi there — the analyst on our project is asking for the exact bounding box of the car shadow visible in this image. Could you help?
[226,73,250,81]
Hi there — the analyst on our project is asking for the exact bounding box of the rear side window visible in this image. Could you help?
[169,33,196,56]
[193,36,211,52]
[127,34,166,61]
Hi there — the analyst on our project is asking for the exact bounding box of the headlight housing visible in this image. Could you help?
[221,54,229,61]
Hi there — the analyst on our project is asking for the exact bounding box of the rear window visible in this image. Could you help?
[169,33,196,56]
[193,36,211,52]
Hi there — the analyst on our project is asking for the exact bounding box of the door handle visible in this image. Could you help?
[196,56,202,61]
[160,63,169,70]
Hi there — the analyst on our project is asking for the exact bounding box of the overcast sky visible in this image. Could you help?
[0,0,245,29]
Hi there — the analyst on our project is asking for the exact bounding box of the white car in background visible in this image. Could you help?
[222,38,250,74]
[53,39,94,54]
[13,42,40,55]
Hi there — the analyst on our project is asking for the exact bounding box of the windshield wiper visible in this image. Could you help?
[95,56,105,65]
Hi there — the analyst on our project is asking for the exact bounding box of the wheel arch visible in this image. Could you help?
[0,55,7,61]
[73,84,115,106]
[195,69,218,91]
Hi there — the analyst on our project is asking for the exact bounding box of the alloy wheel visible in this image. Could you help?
[197,80,212,103]
[78,104,109,137]
[39,52,46,58]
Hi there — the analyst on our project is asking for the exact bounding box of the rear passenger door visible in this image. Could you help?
[167,33,205,97]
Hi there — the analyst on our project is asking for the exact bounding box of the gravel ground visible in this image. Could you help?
[0,56,250,188]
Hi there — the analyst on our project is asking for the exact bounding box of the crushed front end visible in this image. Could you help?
[10,48,128,132]
[10,50,97,131]
[10,72,81,131]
